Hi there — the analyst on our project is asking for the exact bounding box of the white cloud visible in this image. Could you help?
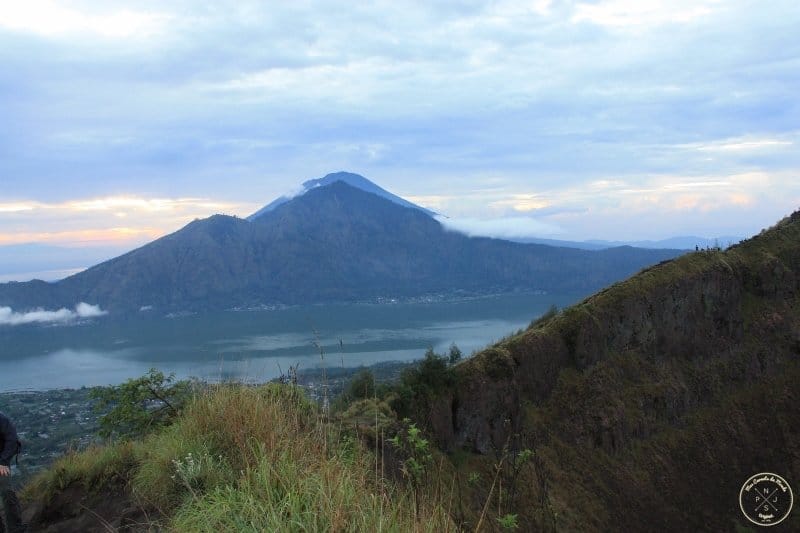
[488,194,551,212]
[75,302,106,317]
[0,195,245,214]
[0,194,260,245]
[0,302,107,326]
[0,202,39,213]
[64,196,236,212]
[0,1,170,39]
[0,227,162,246]
[687,137,794,153]
[436,215,562,239]
[571,0,720,29]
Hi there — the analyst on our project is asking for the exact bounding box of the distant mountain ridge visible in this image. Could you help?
[513,235,743,251]
[0,174,685,315]
[586,235,743,250]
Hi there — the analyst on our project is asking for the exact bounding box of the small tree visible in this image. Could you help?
[448,343,463,365]
[414,348,454,389]
[91,368,193,439]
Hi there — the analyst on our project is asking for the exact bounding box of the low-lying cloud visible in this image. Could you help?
[435,215,562,240]
[0,302,107,326]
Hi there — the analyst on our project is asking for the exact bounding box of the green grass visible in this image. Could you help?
[23,440,139,497]
[23,383,455,532]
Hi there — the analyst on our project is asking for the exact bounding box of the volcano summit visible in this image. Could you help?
[0,173,684,315]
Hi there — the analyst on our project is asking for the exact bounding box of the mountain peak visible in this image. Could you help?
[247,171,435,220]
[312,171,376,187]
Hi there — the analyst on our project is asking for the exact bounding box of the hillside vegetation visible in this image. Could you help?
[22,384,455,532]
[422,211,800,531]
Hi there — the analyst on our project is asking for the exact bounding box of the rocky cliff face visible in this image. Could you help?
[428,211,800,531]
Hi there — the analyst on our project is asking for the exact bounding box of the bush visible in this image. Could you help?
[346,369,376,400]
[390,349,457,419]
[410,349,456,389]
[529,304,559,329]
[333,347,462,422]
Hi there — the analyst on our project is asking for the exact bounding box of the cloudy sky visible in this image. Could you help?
[1,0,799,267]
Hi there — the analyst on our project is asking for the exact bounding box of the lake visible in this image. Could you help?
[0,292,583,391]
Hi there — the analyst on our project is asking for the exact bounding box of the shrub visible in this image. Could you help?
[346,369,377,400]
[390,349,456,419]
[497,513,519,530]
[389,419,434,512]
[529,304,559,329]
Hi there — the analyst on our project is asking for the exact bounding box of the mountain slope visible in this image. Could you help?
[0,179,684,314]
[423,211,800,531]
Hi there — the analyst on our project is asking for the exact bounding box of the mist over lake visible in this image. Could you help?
[0,292,580,391]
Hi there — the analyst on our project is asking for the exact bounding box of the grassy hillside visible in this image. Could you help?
[22,384,455,532]
[421,211,800,531]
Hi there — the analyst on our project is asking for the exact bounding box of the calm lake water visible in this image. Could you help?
[0,292,583,391]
